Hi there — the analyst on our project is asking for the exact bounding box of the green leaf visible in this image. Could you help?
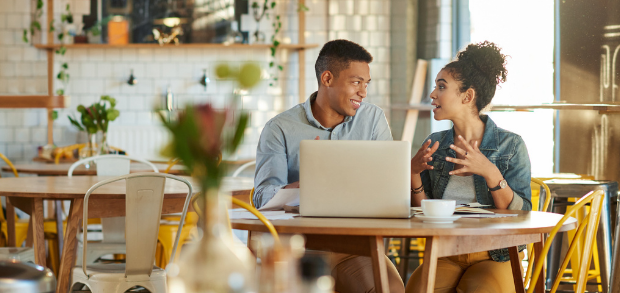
[58,32,64,40]
[32,21,41,30]
[62,63,68,69]
[49,20,55,32]
[276,15,280,20]
[37,0,43,9]
[22,30,28,43]
[227,112,249,154]
[271,2,276,8]
[269,62,274,67]
[52,110,58,120]
[68,115,85,131]
[273,39,280,47]
[297,3,310,12]
[66,4,70,11]
[270,47,276,56]
[278,65,283,71]
[56,89,64,95]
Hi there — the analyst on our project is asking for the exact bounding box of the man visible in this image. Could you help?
[254,39,404,293]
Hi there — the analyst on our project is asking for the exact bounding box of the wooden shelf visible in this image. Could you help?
[0,95,67,108]
[34,43,319,50]
[391,103,620,114]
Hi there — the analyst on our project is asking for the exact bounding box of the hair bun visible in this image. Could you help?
[456,41,507,85]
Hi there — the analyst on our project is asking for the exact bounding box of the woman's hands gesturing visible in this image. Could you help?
[446,135,497,178]
[411,139,440,175]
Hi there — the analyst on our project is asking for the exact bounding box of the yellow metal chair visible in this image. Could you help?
[525,177,603,291]
[0,153,29,248]
[527,190,605,293]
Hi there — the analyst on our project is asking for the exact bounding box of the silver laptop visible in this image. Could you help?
[299,140,412,218]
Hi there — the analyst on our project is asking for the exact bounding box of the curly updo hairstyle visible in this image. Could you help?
[443,41,508,112]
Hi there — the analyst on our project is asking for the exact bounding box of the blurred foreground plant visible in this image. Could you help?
[159,62,261,192]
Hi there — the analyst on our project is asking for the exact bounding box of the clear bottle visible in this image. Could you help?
[299,254,334,293]
[224,21,244,45]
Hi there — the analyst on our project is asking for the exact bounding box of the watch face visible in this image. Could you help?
[500,179,508,189]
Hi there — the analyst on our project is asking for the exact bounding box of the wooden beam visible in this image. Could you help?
[0,95,67,108]
[298,0,307,104]
[34,43,319,50]
[401,60,428,144]
[47,0,55,145]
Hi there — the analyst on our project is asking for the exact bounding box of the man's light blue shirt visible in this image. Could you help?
[253,91,393,208]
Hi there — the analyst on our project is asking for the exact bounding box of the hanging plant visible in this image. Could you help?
[55,4,73,96]
[23,0,44,43]
[266,1,309,87]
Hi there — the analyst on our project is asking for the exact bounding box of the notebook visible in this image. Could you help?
[299,140,413,218]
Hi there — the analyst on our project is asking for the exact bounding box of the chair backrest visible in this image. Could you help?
[527,190,605,293]
[0,153,18,178]
[81,173,193,279]
[531,178,552,212]
[231,160,256,177]
[67,154,159,177]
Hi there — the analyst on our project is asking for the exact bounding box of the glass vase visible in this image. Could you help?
[79,133,99,168]
[169,188,254,293]
[98,131,110,154]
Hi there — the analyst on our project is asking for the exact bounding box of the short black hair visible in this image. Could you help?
[443,41,508,112]
[315,39,373,86]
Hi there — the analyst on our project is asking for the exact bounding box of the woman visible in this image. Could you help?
[406,41,532,293]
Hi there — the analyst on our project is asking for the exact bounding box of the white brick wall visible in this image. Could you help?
[0,0,394,169]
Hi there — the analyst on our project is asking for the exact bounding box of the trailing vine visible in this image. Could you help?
[22,2,72,96]
[23,0,44,43]
[265,1,309,86]
[55,4,73,96]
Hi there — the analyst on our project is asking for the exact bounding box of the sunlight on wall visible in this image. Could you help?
[469,0,555,175]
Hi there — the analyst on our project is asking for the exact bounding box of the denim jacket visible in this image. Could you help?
[420,115,532,262]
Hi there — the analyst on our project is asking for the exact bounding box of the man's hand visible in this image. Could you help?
[284,181,300,189]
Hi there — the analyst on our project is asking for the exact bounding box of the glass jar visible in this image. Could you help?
[79,132,99,168]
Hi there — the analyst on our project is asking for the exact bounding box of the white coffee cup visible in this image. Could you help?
[421,199,456,217]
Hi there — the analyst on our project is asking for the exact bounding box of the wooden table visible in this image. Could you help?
[0,175,254,293]
[2,162,187,176]
[231,210,578,293]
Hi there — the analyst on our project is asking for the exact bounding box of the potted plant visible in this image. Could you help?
[68,95,120,158]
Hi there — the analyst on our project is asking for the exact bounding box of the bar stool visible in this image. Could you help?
[539,179,618,292]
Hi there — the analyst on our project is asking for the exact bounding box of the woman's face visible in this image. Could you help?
[429,69,470,121]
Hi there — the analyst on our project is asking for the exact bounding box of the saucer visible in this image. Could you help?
[416,214,461,223]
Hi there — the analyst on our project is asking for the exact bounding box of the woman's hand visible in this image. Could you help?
[446,135,497,178]
[411,139,439,175]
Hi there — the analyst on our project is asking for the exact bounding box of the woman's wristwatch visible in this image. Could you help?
[488,179,508,191]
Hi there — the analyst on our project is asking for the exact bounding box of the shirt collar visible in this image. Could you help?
[438,115,499,151]
[303,91,354,130]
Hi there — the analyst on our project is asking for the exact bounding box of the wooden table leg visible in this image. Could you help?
[55,200,64,256]
[56,198,83,293]
[509,246,525,293]
[533,241,545,293]
[30,198,46,266]
[419,236,438,293]
[6,198,16,247]
[369,235,390,293]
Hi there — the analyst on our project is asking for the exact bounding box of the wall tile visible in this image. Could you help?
[0,128,15,142]
[14,127,30,142]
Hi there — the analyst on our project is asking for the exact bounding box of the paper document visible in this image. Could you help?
[460,213,518,218]
[229,208,298,220]
[411,206,494,215]
[258,188,300,211]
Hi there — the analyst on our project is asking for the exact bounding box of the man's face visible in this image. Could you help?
[325,61,371,117]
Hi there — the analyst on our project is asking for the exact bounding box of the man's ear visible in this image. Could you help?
[321,71,334,87]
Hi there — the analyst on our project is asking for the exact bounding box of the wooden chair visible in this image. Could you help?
[0,153,32,262]
[526,190,605,293]
[70,173,193,293]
